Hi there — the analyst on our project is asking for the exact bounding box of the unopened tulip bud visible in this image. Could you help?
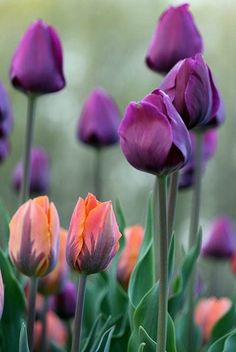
[9,196,60,277]
[0,271,4,319]
[51,281,77,320]
[66,193,121,274]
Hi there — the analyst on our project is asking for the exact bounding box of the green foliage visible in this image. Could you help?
[19,323,29,352]
[207,330,236,352]
[175,309,201,352]
[0,201,10,252]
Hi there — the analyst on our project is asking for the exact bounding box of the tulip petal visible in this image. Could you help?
[0,270,4,319]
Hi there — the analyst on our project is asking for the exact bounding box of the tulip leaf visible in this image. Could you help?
[175,309,201,352]
[19,323,29,352]
[139,326,156,351]
[49,342,65,352]
[207,329,236,352]
[168,234,175,282]
[114,198,126,236]
[138,343,146,352]
[0,249,26,352]
[0,201,10,252]
[81,314,103,352]
[94,325,115,352]
[223,331,236,351]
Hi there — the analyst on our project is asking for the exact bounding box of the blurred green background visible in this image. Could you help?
[0,0,235,294]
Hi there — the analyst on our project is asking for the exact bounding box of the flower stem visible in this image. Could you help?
[94,148,102,200]
[19,95,37,204]
[40,296,49,352]
[187,132,203,349]
[71,274,87,352]
[27,277,39,351]
[167,171,179,244]
[156,176,168,352]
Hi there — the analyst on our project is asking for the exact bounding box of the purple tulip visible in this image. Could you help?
[77,88,120,147]
[0,138,10,163]
[51,281,77,320]
[146,3,203,74]
[0,82,13,138]
[119,89,191,176]
[159,54,220,129]
[202,216,236,259]
[12,147,50,194]
[0,270,4,319]
[10,19,65,95]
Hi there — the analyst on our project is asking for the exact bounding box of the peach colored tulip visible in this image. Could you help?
[0,270,4,319]
[117,225,144,289]
[9,196,60,277]
[195,297,231,341]
[66,193,121,274]
[38,228,68,295]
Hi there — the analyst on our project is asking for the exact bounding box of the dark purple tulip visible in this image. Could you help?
[119,89,191,176]
[202,216,236,259]
[160,54,219,129]
[0,138,10,163]
[77,88,120,147]
[0,82,13,138]
[12,147,49,194]
[10,19,65,95]
[146,3,203,74]
[51,281,77,320]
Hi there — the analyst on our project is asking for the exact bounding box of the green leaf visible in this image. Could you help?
[94,325,115,352]
[49,342,66,352]
[207,330,236,352]
[81,314,103,352]
[114,198,126,236]
[0,201,10,251]
[139,326,156,351]
[168,234,175,282]
[19,323,29,352]
[175,309,201,352]
[0,249,26,352]
[223,331,236,351]
[166,315,177,352]
[138,343,146,352]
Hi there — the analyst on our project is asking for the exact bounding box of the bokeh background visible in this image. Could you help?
[0,0,235,294]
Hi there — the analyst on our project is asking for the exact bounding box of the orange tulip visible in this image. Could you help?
[0,270,4,319]
[38,228,68,295]
[195,297,231,341]
[9,196,60,277]
[117,225,144,289]
[66,193,121,274]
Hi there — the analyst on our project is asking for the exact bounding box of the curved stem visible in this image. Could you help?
[71,274,87,352]
[27,277,39,351]
[19,95,37,204]
[94,148,102,200]
[167,171,179,244]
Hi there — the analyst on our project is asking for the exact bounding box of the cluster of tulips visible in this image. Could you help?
[1,3,236,352]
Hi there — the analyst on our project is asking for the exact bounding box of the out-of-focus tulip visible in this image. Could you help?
[51,281,77,320]
[0,271,4,319]
[0,138,10,163]
[34,311,67,351]
[0,82,13,138]
[10,19,65,95]
[201,217,236,259]
[77,88,120,147]
[11,147,50,195]
[66,193,121,274]
[119,89,191,176]
[38,228,68,295]
[160,54,220,129]
[9,196,60,277]
[117,225,144,289]
[195,297,231,341]
[146,3,203,74]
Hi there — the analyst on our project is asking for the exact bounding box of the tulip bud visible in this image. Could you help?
[0,270,4,319]
[195,297,231,341]
[9,196,60,277]
[0,138,10,163]
[201,217,236,259]
[38,228,68,295]
[10,19,65,95]
[66,193,121,274]
[117,225,144,289]
[12,147,50,195]
[51,281,77,320]
[119,89,191,176]
[160,54,220,129]
[146,4,203,74]
[0,82,13,138]
[77,88,120,147]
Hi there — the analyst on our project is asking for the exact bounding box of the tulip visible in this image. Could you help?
[0,82,13,138]
[51,280,77,320]
[77,88,120,147]
[10,19,65,95]
[119,89,191,176]
[195,297,231,341]
[201,216,236,259]
[38,228,68,295]
[146,3,203,74]
[12,147,50,195]
[117,225,144,289]
[9,195,60,277]
[159,54,220,129]
[66,193,121,274]
[0,271,4,319]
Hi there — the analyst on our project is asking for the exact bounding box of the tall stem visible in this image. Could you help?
[19,95,37,204]
[156,176,168,352]
[94,148,102,200]
[71,274,87,352]
[167,171,179,244]
[27,277,39,351]
[187,132,203,349]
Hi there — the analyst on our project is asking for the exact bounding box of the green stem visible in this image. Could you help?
[156,176,168,352]
[71,274,87,352]
[40,296,49,352]
[19,95,37,204]
[153,177,159,281]
[27,277,39,351]
[187,132,203,349]
[167,171,179,244]
[94,148,102,200]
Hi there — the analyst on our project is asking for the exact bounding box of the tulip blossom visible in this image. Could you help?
[0,82,13,138]
[0,271,4,319]
[159,54,220,129]
[66,193,121,274]
[10,19,65,94]
[12,147,50,195]
[195,297,231,341]
[77,88,120,147]
[202,216,236,259]
[119,89,191,176]
[51,280,77,320]
[9,196,60,277]
[117,225,144,289]
[38,228,68,295]
[146,3,203,74]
